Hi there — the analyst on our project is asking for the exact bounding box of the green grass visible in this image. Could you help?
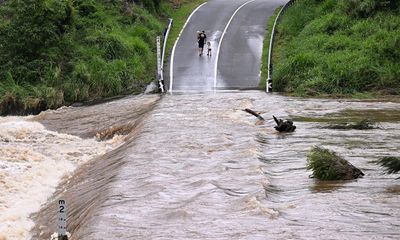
[307,146,364,180]
[377,156,400,175]
[0,0,186,115]
[265,0,400,97]
[260,6,281,90]
[325,119,376,130]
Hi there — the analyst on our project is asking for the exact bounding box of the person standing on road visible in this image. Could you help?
[197,30,207,56]
[206,41,212,57]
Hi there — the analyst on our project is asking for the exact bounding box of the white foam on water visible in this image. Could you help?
[0,116,123,240]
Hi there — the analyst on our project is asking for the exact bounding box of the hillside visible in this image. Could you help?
[267,0,400,97]
[0,0,166,115]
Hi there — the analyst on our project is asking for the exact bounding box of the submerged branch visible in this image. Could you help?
[243,108,265,121]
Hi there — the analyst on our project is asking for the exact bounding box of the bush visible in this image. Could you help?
[270,0,400,96]
[377,156,400,175]
[338,0,397,18]
[307,146,364,180]
[0,0,165,114]
[325,119,376,130]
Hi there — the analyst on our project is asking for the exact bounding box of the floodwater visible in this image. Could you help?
[1,92,399,239]
[0,94,160,240]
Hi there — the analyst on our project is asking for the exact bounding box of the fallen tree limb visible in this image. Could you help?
[273,115,296,132]
[244,108,265,121]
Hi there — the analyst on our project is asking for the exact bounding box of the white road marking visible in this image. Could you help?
[213,0,256,91]
[169,2,208,93]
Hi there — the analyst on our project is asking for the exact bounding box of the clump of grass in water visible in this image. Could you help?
[307,146,364,180]
[325,119,377,130]
[377,157,400,177]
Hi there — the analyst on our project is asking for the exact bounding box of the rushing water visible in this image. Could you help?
[0,116,120,240]
[0,94,160,240]
[1,92,399,239]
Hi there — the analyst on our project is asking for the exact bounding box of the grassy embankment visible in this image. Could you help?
[0,0,167,115]
[260,0,400,97]
[0,0,205,115]
[260,6,281,90]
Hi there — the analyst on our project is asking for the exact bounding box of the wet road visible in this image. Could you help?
[170,0,287,92]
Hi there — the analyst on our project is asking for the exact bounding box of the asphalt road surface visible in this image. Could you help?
[169,0,287,92]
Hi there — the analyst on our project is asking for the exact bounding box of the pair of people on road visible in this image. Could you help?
[197,30,211,57]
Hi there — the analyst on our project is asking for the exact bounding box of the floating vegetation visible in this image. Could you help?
[325,119,377,130]
[377,157,400,176]
[307,146,364,180]
[293,109,400,123]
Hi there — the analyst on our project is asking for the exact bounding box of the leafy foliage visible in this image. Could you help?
[0,0,165,115]
[377,156,400,175]
[266,0,400,96]
[307,146,364,180]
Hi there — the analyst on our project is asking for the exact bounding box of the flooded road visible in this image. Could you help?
[0,116,119,240]
[24,91,400,239]
[0,95,159,240]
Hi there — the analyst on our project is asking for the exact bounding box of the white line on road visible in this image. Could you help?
[213,0,256,91]
[169,2,208,93]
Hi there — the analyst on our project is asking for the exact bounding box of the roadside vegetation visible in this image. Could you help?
[0,0,204,115]
[263,0,400,97]
[260,6,281,90]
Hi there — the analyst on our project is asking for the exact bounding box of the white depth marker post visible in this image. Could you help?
[58,199,67,239]
[156,36,164,92]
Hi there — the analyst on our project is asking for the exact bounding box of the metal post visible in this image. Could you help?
[266,0,295,93]
[267,62,273,92]
[160,18,173,92]
[161,18,173,70]
[156,36,164,92]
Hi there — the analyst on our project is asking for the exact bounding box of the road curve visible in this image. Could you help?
[169,0,287,92]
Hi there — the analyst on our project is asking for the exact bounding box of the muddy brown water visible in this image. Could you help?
[18,92,400,239]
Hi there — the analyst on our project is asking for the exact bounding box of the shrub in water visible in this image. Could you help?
[325,119,376,130]
[307,146,364,180]
[377,156,400,175]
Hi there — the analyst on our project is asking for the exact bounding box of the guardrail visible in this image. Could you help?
[266,0,296,93]
[157,18,173,93]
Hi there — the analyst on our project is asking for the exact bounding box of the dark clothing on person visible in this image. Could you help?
[198,33,206,48]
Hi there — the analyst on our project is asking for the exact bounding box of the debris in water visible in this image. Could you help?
[243,108,265,121]
[50,232,70,240]
[273,115,296,132]
[307,146,364,180]
[377,156,400,177]
[95,123,137,140]
[325,119,377,130]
